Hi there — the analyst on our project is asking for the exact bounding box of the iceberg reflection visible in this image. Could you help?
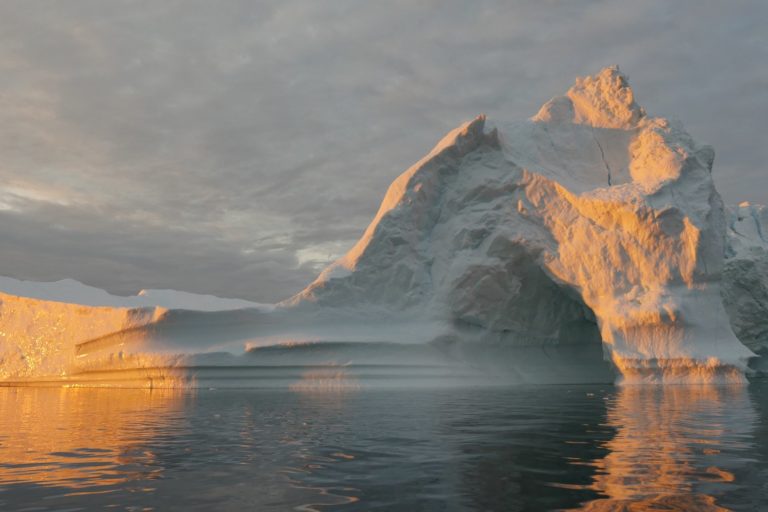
[573,385,756,511]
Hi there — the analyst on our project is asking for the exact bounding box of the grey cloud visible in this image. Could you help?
[0,0,765,301]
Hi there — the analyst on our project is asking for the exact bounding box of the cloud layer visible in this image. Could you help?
[0,0,765,301]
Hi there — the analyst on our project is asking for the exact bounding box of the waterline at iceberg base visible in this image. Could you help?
[1,67,766,387]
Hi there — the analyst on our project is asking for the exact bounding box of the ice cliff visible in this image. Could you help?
[0,66,764,386]
[0,277,270,383]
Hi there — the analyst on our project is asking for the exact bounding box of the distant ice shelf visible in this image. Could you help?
[0,275,268,311]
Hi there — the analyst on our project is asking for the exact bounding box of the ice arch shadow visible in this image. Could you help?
[432,242,617,385]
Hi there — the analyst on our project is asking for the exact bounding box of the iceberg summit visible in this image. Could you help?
[1,66,766,387]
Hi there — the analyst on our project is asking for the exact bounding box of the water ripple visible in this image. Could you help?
[0,383,766,510]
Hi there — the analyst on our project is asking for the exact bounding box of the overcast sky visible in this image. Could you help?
[0,0,765,302]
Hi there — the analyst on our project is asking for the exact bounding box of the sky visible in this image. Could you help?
[0,0,766,302]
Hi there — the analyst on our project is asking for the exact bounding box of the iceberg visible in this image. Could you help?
[0,67,762,387]
[287,66,755,383]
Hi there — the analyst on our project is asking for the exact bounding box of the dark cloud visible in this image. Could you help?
[0,0,765,301]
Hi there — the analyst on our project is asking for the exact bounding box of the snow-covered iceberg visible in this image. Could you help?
[0,66,763,387]
[287,66,755,383]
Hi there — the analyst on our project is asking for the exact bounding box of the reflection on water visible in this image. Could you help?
[571,386,757,511]
[0,383,766,511]
[0,387,187,490]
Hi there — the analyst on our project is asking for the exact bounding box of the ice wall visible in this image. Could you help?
[0,279,266,383]
[0,292,163,381]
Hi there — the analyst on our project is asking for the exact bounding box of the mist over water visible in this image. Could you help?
[1,382,766,511]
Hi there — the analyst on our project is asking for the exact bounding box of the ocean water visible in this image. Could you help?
[0,382,766,511]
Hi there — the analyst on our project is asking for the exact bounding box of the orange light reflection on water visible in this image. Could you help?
[0,387,186,492]
[573,385,754,511]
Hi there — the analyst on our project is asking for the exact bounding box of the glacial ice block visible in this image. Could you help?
[289,66,755,383]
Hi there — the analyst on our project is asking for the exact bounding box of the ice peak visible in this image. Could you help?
[534,66,646,129]
[424,114,490,160]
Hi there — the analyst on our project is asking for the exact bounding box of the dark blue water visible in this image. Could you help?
[0,383,766,511]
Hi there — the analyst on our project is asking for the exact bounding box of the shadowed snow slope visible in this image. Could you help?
[0,67,761,386]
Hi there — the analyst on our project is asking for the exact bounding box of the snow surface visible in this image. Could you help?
[0,66,763,387]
